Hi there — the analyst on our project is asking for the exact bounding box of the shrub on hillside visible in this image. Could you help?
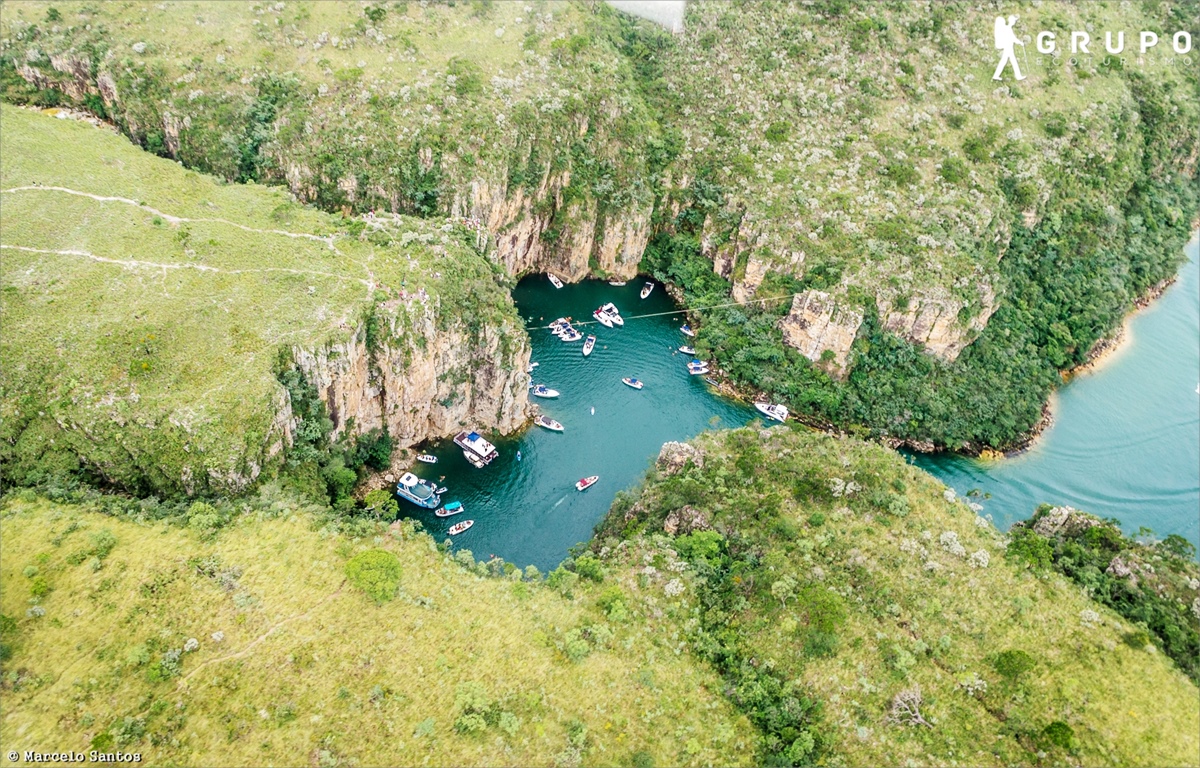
[345,549,402,604]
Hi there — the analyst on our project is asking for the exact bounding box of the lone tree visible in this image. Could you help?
[887,686,932,728]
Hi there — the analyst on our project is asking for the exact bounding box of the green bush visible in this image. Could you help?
[345,549,403,604]
[992,649,1035,679]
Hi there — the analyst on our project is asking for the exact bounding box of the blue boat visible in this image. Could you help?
[436,501,464,518]
[395,472,441,509]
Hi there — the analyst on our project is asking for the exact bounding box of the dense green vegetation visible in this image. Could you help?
[592,427,1200,765]
[3,1,1195,449]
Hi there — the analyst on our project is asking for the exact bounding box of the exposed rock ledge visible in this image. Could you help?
[290,298,531,453]
[777,291,864,379]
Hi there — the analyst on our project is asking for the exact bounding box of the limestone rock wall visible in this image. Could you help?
[777,290,864,378]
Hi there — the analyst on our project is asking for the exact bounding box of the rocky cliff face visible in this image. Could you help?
[877,283,998,362]
[777,291,864,379]
[289,297,531,449]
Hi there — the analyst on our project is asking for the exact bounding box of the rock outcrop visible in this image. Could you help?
[290,298,530,449]
[656,441,705,475]
[777,291,864,378]
[878,283,997,362]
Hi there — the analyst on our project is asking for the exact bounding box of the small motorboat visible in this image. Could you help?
[435,501,464,518]
[601,303,624,326]
[436,486,448,494]
[678,345,696,355]
[560,327,582,342]
[680,324,695,337]
[415,454,438,464]
[582,335,596,356]
[531,384,560,398]
[687,359,710,376]
[593,308,614,328]
[463,450,486,469]
[535,415,564,432]
[622,377,644,390]
[526,362,539,373]
[447,519,474,535]
[575,475,599,491]
[640,282,654,299]
[548,274,564,289]
[754,402,789,423]
[607,280,627,286]
[703,377,718,387]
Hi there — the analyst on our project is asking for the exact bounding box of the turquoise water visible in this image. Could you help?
[915,238,1200,549]
[399,278,756,571]
[403,239,1199,569]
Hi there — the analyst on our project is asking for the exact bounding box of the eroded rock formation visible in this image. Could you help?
[777,291,864,378]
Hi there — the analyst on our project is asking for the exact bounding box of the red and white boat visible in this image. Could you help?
[447,519,474,535]
[575,475,599,491]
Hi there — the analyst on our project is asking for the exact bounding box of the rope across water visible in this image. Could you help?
[523,294,793,330]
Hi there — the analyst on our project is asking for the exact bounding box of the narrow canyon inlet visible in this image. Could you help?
[398,277,755,570]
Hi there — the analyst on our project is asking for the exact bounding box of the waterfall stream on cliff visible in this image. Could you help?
[917,237,1200,550]
[398,277,756,571]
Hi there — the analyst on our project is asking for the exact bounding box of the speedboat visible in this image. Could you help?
[436,486,448,494]
[593,308,614,328]
[435,501,464,518]
[548,274,564,289]
[535,415,564,432]
[395,472,441,509]
[526,362,539,373]
[582,335,596,356]
[455,430,499,467]
[601,303,624,326]
[415,454,437,464]
[607,279,627,286]
[531,384,560,398]
[680,324,695,337]
[640,282,654,299]
[622,377,644,390]
[687,359,710,376]
[678,345,696,355]
[754,402,789,423]
[447,519,474,535]
[575,475,599,491]
[560,328,582,342]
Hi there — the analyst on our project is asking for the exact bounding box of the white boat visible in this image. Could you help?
[548,274,564,289]
[560,328,582,342]
[622,377,644,390]
[575,475,599,491]
[582,335,596,356]
[640,282,654,299]
[526,362,539,373]
[678,345,696,355]
[395,472,441,509]
[415,454,438,464]
[601,303,624,326]
[436,486,448,494]
[592,308,614,328]
[447,519,474,535]
[754,402,789,423]
[455,430,499,467]
[535,415,564,432]
[608,280,627,286]
[531,384,560,398]
[680,324,695,337]
[435,501,464,518]
[687,359,709,376]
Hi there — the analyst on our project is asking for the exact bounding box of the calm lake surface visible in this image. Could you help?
[916,237,1200,549]
[400,278,756,571]
[403,239,1199,569]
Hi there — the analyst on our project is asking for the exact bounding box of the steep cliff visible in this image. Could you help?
[0,106,530,496]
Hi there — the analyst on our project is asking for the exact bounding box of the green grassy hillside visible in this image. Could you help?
[0,493,755,766]
[593,427,1200,766]
[0,104,526,496]
[1,1,1196,449]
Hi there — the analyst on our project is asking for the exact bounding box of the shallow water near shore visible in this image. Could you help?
[399,278,756,571]
[915,238,1200,550]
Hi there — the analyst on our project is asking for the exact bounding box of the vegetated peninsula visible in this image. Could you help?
[2,0,1196,450]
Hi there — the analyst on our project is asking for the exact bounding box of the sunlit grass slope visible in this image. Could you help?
[0,495,755,767]
[0,104,520,494]
[596,426,1200,766]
